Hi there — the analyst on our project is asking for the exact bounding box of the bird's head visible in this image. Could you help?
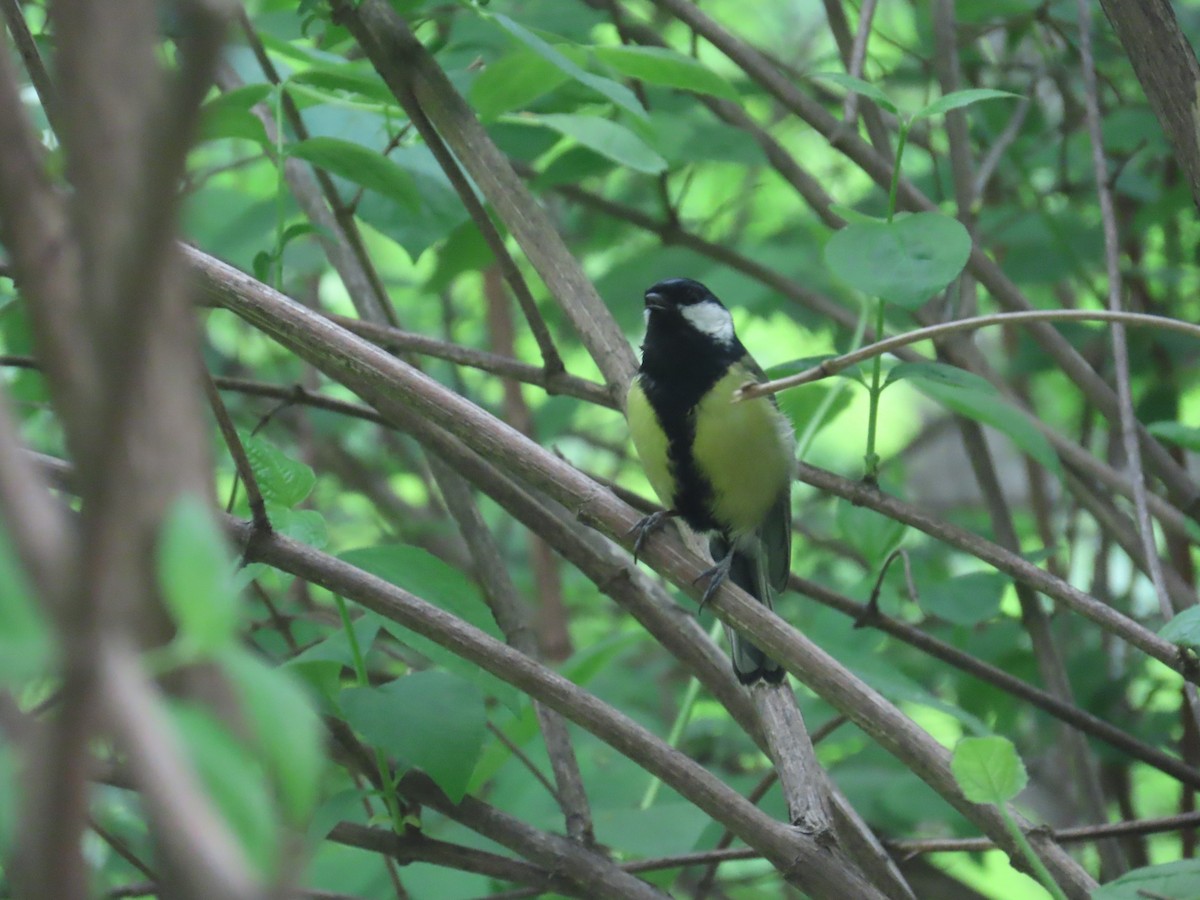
[643,277,735,345]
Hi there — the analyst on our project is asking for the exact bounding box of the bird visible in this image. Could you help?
[625,277,795,684]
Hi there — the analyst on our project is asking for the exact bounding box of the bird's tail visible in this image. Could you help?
[710,535,785,685]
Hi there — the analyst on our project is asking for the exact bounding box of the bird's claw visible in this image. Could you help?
[693,553,733,612]
[628,510,675,563]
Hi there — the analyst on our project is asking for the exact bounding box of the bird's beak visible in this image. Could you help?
[644,291,668,312]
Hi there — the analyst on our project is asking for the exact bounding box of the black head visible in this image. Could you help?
[642,278,736,346]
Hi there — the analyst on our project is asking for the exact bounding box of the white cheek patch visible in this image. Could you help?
[681,300,735,343]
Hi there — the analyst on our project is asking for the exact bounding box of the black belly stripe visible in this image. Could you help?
[638,320,747,536]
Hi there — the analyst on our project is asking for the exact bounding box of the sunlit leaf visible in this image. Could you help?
[593,45,739,100]
[506,113,667,174]
[912,88,1020,122]
[951,735,1027,804]
[487,13,647,120]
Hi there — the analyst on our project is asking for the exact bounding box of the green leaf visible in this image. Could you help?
[836,500,906,562]
[288,611,380,668]
[0,736,17,857]
[338,546,520,710]
[592,45,739,101]
[912,88,1020,122]
[271,507,328,549]
[220,647,324,823]
[157,495,240,655]
[288,137,420,210]
[884,361,992,391]
[809,72,897,113]
[1091,859,1200,900]
[340,672,486,802]
[951,735,1027,804]
[507,113,667,174]
[1160,607,1200,652]
[0,525,55,684]
[171,703,279,875]
[287,64,398,106]
[1148,421,1200,454]
[241,433,316,509]
[487,13,647,120]
[914,379,1061,475]
[824,213,972,308]
[920,572,1006,626]
[469,51,568,120]
[199,85,271,146]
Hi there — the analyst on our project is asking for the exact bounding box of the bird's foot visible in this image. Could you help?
[628,509,677,563]
[693,551,734,612]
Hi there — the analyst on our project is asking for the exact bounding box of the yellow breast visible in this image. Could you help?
[625,377,676,509]
[692,366,794,536]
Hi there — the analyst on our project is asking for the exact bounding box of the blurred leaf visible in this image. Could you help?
[912,88,1019,122]
[289,137,420,210]
[593,45,738,100]
[1147,421,1200,453]
[809,72,897,113]
[0,736,16,857]
[341,671,486,802]
[487,13,647,120]
[593,803,711,858]
[199,84,272,145]
[507,113,667,174]
[951,735,1027,804]
[920,572,1006,626]
[221,647,324,822]
[1160,607,1200,652]
[0,526,54,684]
[287,64,398,105]
[157,495,240,655]
[1091,859,1200,900]
[824,213,972,308]
[171,703,279,875]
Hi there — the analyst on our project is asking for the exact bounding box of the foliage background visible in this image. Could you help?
[2,0,1200,898]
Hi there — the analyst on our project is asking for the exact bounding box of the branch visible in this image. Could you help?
[333,0,637,389]
[795,462,1191,680]
[1094,0,1200,213]
[194,246,1092,895]
[238,520,885,899]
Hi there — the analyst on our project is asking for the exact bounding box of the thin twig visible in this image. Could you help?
[202,369,271,532]
[740,308,1200,399]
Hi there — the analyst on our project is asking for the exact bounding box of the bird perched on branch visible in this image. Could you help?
[625,278,795,684]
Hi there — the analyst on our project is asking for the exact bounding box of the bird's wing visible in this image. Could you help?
[761,486,792,594]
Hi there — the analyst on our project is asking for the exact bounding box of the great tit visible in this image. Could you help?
[626,278,795,684]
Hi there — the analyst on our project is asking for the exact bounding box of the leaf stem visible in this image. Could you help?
[640,619,722,810]
[999,807,1070,900]
[886,121,910,224]
[862,298,886,483]
[335,595,406,834]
